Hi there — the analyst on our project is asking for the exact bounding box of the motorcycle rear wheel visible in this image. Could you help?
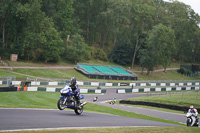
[57,98,65,110]
[193,123,199,127]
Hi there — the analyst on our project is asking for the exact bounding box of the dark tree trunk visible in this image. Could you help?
[131,34,140,69]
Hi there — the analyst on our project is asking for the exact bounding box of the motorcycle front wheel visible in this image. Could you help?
[57,98,65,110]
[187,119,192,127]
[74,101,83,115]
[74,106,83,115]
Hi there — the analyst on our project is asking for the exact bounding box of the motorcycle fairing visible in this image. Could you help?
[80,95,84,99]
[191,116,196,126]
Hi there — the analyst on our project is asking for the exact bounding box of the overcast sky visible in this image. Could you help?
[164,0,200,16]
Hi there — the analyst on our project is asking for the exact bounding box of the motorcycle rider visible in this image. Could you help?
[110,98,116,105]
[69,77,80,103]
[188,105,199,121]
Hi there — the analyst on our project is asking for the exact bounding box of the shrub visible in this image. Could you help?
[177,67,185,74]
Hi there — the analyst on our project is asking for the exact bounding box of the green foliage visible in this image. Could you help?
[16,0,64,62]
[0,0,19,57]
[41,0,75,39]
[177,67,194,77]
[110,41,133,65]
[0,0,200,66]
[66,34,88,63]
[138,49,154,74]
[91,47,108,61]
[177,67,186,74]
[141,24,176,73]
[40,18,64,62]
[167,1,200,62]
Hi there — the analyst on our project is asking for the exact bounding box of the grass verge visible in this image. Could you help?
[0,91,183,126]
[0,69,28,79]
[117,103,184,114]
[3,127,200,133]
[125,91,200,109]
[12,68,134,82]
[136,70,200,80]
[5,60,74,67]
[1,60,200,81]
[1,68,200,82]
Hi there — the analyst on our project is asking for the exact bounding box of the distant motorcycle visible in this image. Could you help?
[109,98,116,105]
[93,97,98,102]
[57,85,86,115]
[185,112,199,127]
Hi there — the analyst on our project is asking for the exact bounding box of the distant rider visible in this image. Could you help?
[69,77,80,103]
[188,105,199,120]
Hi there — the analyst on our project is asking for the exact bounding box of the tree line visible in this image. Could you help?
[1,0,200,73]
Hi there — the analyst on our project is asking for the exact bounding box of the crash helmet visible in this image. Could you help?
[70,77,76,85]
[190,105,194,109]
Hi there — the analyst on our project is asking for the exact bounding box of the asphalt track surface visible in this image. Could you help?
[83,87,186,124]
[0,108,179,131]
[0,87,185,131]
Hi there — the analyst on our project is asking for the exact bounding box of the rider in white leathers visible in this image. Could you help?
[188,105,198,116]
[188,105,199,123]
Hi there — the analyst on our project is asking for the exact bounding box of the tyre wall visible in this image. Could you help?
[120,100,200,112]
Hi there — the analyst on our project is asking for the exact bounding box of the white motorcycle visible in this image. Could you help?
[185,112,199,127]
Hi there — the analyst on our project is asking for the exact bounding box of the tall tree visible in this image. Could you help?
[1,0,200,65]
[146,24,175,72]
[129,0,156,68]
[167,1,200,62]
[138,48,155,75]
[66,33,88,63]
[0,0,19,56]
[17,0,64,62]
[39,17,64,62]
[110,41,133,65]
[73,0,110,47]
[42,0,74,40]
